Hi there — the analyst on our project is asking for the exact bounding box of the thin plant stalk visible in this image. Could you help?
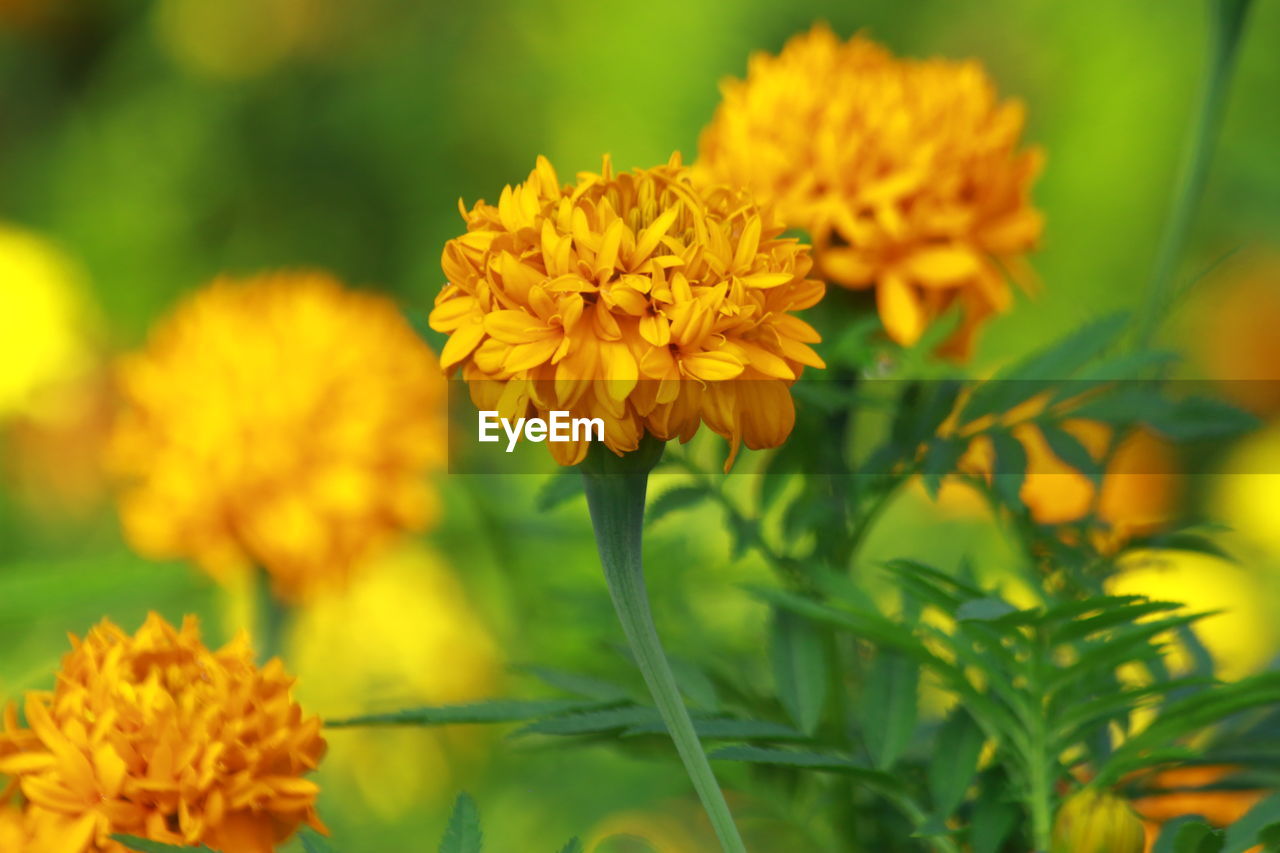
[255,567,290,665]
[580,436,748,853]
[1136,0,1255,348]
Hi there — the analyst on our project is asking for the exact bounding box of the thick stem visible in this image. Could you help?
[580,437,748,853]
[1136,0,1254,348]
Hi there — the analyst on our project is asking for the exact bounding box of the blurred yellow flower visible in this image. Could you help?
[698,24,1043,357]
[287,545,501,818]
[0,613,326,853]
[1212,424,1280,556]
[0,805,31,851]
[1108,551,1278,680]
[1051,788,1145,853]
[431,153,825,468]
[109,272,445,601]
[0,224,95,421]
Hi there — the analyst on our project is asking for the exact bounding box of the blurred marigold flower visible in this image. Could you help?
[1051,788,1145,853]
[288,545,501,818]
[697,24,1043,357]
[430,153,826,468]
[108,272,445,602]
[0,224,96,422]
[959,416,1179,552]
[1191,251,1280,416]
[0,612,326,853]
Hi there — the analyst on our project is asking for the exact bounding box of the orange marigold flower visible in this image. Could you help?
[1133,765,1268,853]
[430,153,826,468]
[0,613,326,853]
[109,272,444,601]
[697,24,1044,358]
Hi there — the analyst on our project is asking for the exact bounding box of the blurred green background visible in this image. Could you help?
[2,0,1279,849]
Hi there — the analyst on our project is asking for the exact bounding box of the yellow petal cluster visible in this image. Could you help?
[430,153,826,467]
[109,272,445,601]
[698,25,1043,357]
[0,613,326,853]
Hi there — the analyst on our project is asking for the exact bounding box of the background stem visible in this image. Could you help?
[581,438,749,853]
[1135,0,1254,348]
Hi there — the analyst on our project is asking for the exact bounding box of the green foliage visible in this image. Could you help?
[299,829,337,853]
[439,794,483,853]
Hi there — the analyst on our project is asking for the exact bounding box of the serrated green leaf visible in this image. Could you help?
[516,666,633,702]
[645,484,708,525]
[988,429,1028,509]
[325,699,605,728]
[710,745,907,794]
[515,705,657,736]
[556,839,584,853]
[439,793,483,853]
[1039,423,1103,486]
[961,312,1130,420]
[921,436,965,499]
[536,470,582,512]
[929,709,986,817]
[862,650,918,770]
[111,837,218,853]
[770,608,828,735]
[622,717,806,741]
[955,597,1018,622]
[1156,819,1224,853]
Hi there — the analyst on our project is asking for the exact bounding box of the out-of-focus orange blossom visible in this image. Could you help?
[698,24,1043,358]
[1134,765,1267,853]
[109,272,446,602]
[288,545,501,818]
[959,419,1180,551]
[1191,252,1280,417]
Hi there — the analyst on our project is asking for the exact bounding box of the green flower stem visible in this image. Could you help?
[1136,0,1254,348]
[580,436,748,853]
[255,567,290,665]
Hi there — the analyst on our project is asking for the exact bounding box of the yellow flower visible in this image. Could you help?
[0,613,326,853]
[109,272,445,601]
[287,545,501,818]
[430,153,826,468]
[698,24,1043,357]
[0,805,32,851]
[1052,788,1145,853]
[0,224,96,421]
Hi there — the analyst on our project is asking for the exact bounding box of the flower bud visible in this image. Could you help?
[1052,788,1146,853]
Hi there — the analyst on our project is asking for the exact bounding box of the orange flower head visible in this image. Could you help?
[109,272,445,601]
[0,613,326,853]
[430,153,826,468]
[698,24,1044,358]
